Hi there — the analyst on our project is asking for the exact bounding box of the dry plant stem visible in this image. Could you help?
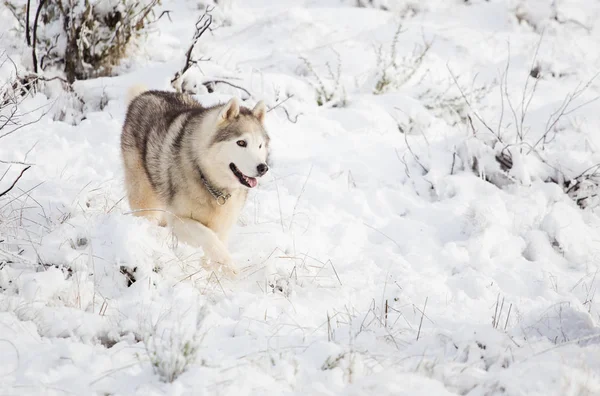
[446,63,502,144]
[0,166,31,198]
[504,303,513,331]
[504,44,521,144]
[450,152,457,175]
[492,293,500,328]
[518,35,544,141]
[528,72,600,154]
[282,107,301,123]
[416,297,428,341]
[267,94,294,113]
[288,165,313,233]
[267,94,302,123]
[0,105,53,140]
[403,130,428,174]
[203,79,252,98]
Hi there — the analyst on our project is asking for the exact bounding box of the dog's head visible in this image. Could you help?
[206,97,270,190]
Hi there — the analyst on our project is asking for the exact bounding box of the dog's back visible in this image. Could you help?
[121,89,201,155]
[120,89,206,225]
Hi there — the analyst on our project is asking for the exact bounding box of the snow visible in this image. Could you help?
[1,0,600,394]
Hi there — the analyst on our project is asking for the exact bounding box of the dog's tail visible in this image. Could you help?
[125,83,149,105]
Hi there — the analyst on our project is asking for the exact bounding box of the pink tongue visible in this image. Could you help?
[245,176,258,188]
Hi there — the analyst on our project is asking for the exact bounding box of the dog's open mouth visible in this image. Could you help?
[230,163,258,188]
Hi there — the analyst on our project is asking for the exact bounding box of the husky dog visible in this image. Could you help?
[120,85,270,274]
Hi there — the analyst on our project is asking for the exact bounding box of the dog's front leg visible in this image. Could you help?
[168,216,233,269]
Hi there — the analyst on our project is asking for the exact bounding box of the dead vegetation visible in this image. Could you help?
[299,49,347,107]
[6,0,161,82]
[374,24,432,95]
[0,54,47,265]
[448,35,600,209]
[170,6,215,91]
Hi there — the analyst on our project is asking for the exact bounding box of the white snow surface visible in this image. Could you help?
[1,0,600,395]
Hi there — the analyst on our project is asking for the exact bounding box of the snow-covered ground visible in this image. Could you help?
[1,0,600,394]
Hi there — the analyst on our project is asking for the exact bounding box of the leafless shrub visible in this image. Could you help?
[448,35,599,208]
[7,0,160,82]
[143,305,207,383]
[374,24,432,94]
[565,164,600,209]
[0,54,54,267]
[299,49,347,107]
[0,55,53,141]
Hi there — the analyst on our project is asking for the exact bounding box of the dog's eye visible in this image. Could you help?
[236,140,247,147]
[259,144,262,149]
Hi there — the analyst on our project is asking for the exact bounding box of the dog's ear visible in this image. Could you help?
[218,97,240,123]
[252,100,266,124]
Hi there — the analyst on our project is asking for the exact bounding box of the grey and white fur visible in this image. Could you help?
[120,84,270,275]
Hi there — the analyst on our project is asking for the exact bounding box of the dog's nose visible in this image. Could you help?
[257,163,269,176]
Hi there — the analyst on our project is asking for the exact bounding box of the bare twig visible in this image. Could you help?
[156,10,173,22]
[0,159,34,166]
[172,7,214,85]
[0,104,53,140]
[282,107,301,123]
[528,73,599,154]
[402,126,428,174]
[267,94,294,113]
[0,166,31,198]
[202,79,252,98]
[267,94,302,123]
[519,34,544,141]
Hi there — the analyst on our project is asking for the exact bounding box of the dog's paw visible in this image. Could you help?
[207,247,232,267]
[201,256,239,279]
[200,245,241,278]
[216,264,239,278]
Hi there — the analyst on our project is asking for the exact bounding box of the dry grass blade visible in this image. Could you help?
[504,303,512,331]
[362,222,402,252]
[288,165,313,233]
[416,297,428,341]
